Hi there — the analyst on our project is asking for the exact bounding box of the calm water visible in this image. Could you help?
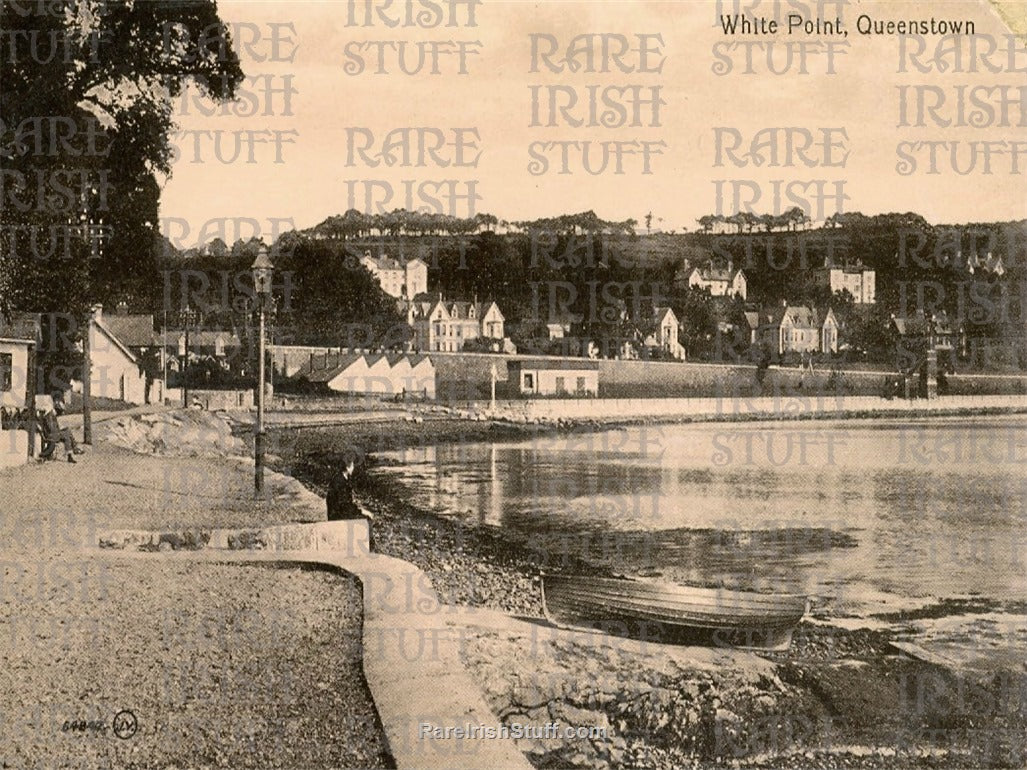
[373,416,1027,665]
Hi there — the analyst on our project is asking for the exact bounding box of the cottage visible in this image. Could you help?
[507,359,599,397]
[88,305,149,404]
[407,354,436,398]
[363,353,395,393]
[101,303,164,403]
[0,312,41,468]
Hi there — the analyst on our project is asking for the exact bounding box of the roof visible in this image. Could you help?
[764,305,834,330]
[508,358,600,371]
[690,264,744,283]
[158,330,242,348]
[295,353,364,383]
[743,312,760,330]
[653,306,677,325]
[408,297,503,322]
[361,252,426,271]
[0,311,41,344]
[824,264,874,275]
[891,311,955,336]
[92,317,138,363]
[102,314,155,348]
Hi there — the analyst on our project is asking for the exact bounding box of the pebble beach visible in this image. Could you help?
[278,413,1027,769]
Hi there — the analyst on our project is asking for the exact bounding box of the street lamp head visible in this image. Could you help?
[251,248,275,296]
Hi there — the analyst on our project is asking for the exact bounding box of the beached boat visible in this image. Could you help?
[541,574,807,651]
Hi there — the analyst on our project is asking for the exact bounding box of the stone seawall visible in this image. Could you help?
[481,394,1027,423]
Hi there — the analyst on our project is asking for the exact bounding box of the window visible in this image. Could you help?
[0,352,12,392]
[555,377,565,394]
[523,373,534,390]
[576,377,586,394]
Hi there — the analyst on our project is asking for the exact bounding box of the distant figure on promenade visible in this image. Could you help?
[326,453,375,550]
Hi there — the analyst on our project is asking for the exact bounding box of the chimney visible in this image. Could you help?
[727,260,733,274]
[91,303,103,321]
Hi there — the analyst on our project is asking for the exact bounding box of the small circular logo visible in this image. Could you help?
[112,710,137,740]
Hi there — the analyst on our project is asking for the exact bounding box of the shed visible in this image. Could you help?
[507,359,599,397]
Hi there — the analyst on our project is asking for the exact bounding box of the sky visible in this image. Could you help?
[158,0,1027,247]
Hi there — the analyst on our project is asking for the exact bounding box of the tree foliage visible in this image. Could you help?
[1,0,243,380]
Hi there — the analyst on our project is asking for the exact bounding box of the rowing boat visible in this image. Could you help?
[541,573,807,651]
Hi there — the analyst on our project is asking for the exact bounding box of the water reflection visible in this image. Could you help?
[374,417,1027,617]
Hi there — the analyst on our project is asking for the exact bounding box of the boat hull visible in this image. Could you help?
[541,574,806,651]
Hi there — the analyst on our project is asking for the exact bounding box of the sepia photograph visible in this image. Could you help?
[1,0,1026,767]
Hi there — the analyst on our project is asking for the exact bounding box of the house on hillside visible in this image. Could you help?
[545,313,575,340]
[360,251,428,299]
[816,260,876,304]
[964,250,1006,277]
[642,306,686,360]
[507,359,599,397]
[684,262,747,300]
[890,310,961,355]
[759,304,838,355]
[407,296,507,353]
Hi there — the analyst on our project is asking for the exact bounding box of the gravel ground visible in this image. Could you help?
[1,420,394,770]
[0,557,392,770]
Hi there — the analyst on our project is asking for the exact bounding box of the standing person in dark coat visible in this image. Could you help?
[326,454,375,550]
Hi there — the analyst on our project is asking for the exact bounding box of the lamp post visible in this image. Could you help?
[251,248,274,497]
[180,305,197,408]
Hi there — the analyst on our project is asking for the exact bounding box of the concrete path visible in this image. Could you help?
[99,522,533,770]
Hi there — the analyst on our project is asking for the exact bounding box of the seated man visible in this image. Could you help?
[39,403,81,463]
[326,453,375,550]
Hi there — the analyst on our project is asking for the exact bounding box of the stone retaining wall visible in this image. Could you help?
[482,394,1027,422]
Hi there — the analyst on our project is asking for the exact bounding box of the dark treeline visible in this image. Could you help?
[126,210,1027,370]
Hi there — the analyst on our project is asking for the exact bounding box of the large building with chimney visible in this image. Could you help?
[360,250,428,299]
[817,261,876,304]
[405,297,506,353]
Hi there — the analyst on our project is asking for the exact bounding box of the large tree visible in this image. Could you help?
[1,0,244,383]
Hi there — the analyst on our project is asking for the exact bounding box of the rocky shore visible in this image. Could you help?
[276,414,1027,770]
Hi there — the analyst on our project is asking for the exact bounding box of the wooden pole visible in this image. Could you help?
[82,311,92,445]
[26,343,36,458]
